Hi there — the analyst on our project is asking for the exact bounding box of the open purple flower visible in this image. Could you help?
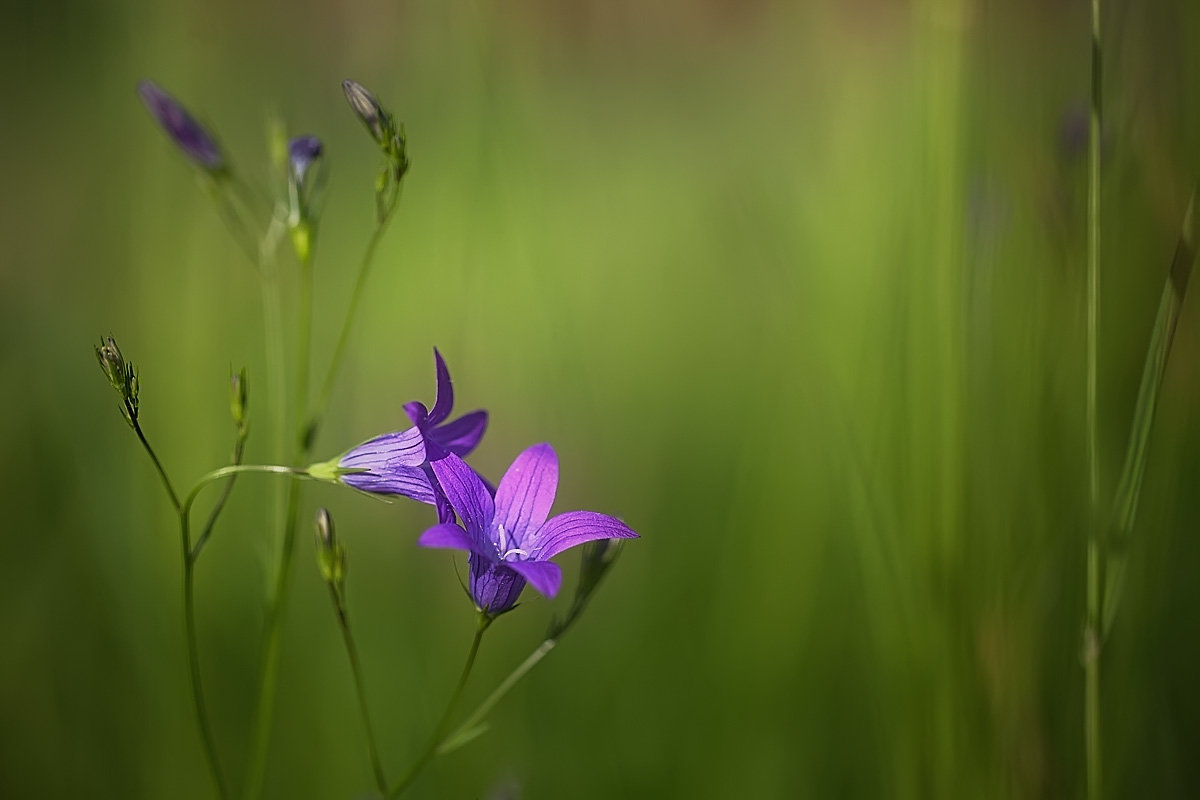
[419,444,639,615]
[335,349,488,509]
[137,80,224,172]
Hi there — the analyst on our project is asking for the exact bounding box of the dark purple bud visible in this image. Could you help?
[137,80,224,172]
[342,79,393,145]
[288,135,323,188]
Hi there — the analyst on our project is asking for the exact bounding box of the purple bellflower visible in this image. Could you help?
[137,80,224,173]
[419,444,639,615]
[334,349,488,513]
[288,136,323,188]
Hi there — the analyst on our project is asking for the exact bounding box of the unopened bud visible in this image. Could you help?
[229,367,248,431]
[342,79,394,146]
[314,508,347,591]
[96,336,127,393]
[137,80,225,174]
[95,335,139,426]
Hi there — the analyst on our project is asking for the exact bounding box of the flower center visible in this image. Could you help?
[496,524,528,561]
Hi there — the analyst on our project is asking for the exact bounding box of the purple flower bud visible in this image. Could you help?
[288,135,323,188]
[137,80,224,172]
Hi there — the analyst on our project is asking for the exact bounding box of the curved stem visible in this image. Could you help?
[329,586,389,794]
[132,419,181,512]
[388,613,491,798]
[180,464,306,521]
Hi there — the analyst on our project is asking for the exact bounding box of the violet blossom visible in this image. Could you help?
[419,444,639,615]
[333,349,487,510]
[137,80,224,173]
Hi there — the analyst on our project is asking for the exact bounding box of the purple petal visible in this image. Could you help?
[492,443,558,547]
[507,559,563,599]
[427,348,454,426]
[528,511,639,561]
[339,427,426,471]
[468,555,525,614]
[418,523,494,559]
[137,80,224,172]
[431,410,488,457]
[288,135,323,186]
[430,453,495,541]
[340,463,435,503]
[404,401,428,427]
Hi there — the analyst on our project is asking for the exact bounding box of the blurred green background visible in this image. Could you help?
[3,0,1200,797]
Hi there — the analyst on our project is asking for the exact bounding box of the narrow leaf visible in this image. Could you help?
[1103,184,1197,637]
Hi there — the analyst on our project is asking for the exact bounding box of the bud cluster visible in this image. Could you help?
[95,336,140,428]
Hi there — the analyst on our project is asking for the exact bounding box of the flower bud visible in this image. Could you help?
[314,508,347,592]
[137,80,225,173]
[286,135,325,262]
[96,336,127,393]
[95,335,139,426]
[342,79,393,146]
[229,367,248,432]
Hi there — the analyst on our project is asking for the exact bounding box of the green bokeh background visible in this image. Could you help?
[4,1,1200,797]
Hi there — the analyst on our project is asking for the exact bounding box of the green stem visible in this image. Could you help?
[180,508,229,799]
[330,586,389,794]
[180,464,307,520]
[1085,0,1103,798]
[192,431,248,561]
[244,243,316,800]
[131,418,181,512]
[312,203,399,436]
[295,255,314,452]
[388,613,491,798]
[438,638,557,757]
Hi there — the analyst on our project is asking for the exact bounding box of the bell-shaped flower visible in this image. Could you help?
[137,80,224,173]
[329,349,487,509]
[419,444,639,615]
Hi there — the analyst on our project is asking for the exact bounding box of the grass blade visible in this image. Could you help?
[1102,184,1197,637]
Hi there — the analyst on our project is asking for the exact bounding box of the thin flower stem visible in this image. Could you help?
[312,196,401,437]
[128,417,226,795]
[179,464,307,519]
[191,430,248,561]
[388,612,492,798]
[244,466,304,800]
[295,253,314,452]
[180,507,229,799]
[328,585,389,794]
[244,243,317,800]
[438,638,557,756]
[131,418,181,512]
[1085,1,1103,798]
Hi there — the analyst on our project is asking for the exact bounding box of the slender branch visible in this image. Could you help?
[388,613,491,798]
[131,419,181,512]
[192,431,248,561]
[328,585,389,794]
[1084,1,1103,798]
[438,638,557,757]
[180,507,229,799]
[312,196,401,437]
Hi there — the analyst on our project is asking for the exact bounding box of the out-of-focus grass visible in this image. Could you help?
[3,1,1200,798]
